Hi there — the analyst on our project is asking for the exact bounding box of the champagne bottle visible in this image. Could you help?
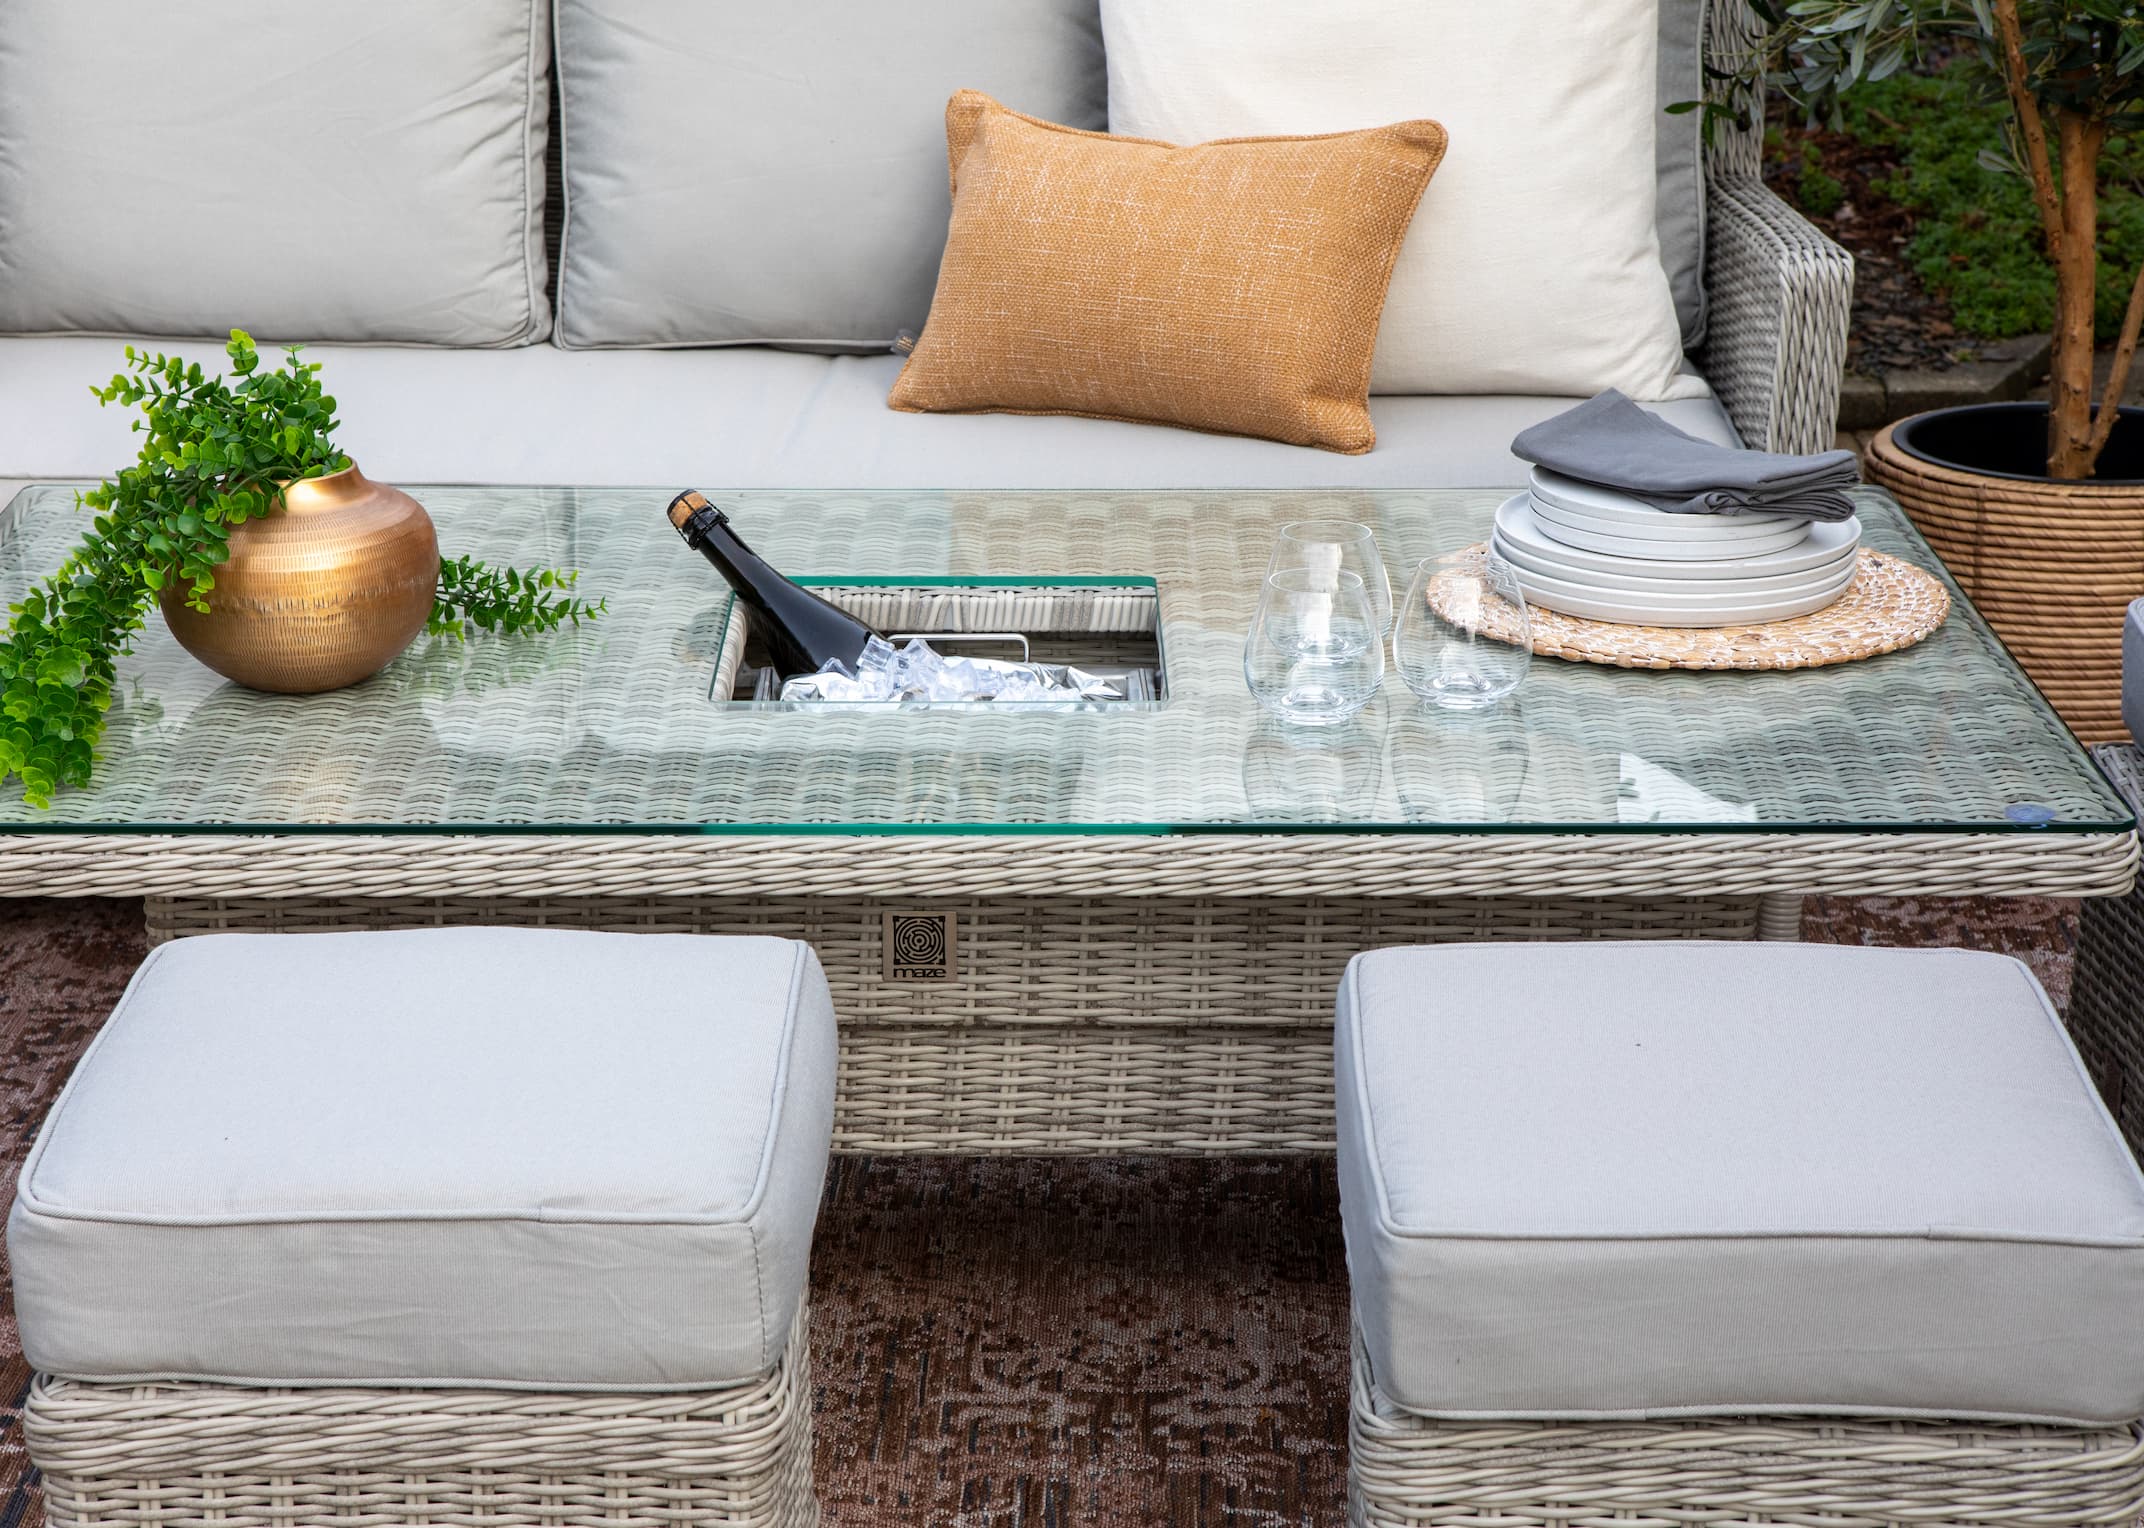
[666,490,886,680]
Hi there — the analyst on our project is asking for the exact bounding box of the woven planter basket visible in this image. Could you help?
[1866,416,2144,743]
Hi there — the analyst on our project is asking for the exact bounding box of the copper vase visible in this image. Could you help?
[159,463,439,694]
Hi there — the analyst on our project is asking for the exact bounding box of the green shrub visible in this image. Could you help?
[1831,68,2144,342]
[1794,143,1848,218]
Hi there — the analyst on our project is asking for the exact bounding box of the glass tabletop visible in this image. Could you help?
[0,483,2127,836]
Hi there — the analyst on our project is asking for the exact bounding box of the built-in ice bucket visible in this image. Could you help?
[707,576,1167,710]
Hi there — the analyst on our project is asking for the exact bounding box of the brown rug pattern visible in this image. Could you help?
[0,895,2079,1527]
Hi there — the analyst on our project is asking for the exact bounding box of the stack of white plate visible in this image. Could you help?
[1492,468,1862,627]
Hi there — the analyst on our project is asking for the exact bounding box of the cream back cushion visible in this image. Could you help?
[553,0,1107,351]
[0,0,551,347]
[1103,0,1705,401]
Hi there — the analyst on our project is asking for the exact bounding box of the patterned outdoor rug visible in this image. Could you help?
[0,895,2077,1527]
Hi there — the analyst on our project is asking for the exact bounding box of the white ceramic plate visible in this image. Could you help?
[1491,528,1856,597]
[1530,467,1804,535]
[1527,497,1815,559]
[1509,555,1856,614]
[1494,494,1862,581]
[1528,494,1807,546]
[1516,579,1852,628]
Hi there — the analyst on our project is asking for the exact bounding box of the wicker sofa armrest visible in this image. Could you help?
[1695,173,1855,456]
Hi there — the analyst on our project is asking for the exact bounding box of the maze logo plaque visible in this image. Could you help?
[883,912,958,982]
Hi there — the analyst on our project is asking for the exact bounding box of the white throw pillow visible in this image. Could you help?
[1103,0,1706,401]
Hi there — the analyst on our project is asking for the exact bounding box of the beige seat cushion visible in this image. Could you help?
[889,93,1445,453]
[0,338,1737,489]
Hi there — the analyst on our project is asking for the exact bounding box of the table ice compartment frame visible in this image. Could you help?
[707,576,1167,710]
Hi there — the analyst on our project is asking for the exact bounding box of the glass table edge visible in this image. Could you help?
[0,817,2128,838]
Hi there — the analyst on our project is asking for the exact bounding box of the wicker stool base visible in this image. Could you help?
[24,1312,816,1528]
[1349,1332,2144,1528]
[143,891,1769,1153]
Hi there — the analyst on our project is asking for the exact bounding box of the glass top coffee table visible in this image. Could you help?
[0,483,2130,1152]
[0,484,2129,837]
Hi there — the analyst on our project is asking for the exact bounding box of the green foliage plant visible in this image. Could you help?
[1694,0,2144,478]
[0,331,602,807]
[1794,138,1850,215]
[1805,68,2144,341]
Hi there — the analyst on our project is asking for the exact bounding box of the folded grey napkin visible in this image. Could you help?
[1510,389,1861,521]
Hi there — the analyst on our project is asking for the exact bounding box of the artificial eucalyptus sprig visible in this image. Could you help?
[0,331,600,807]
[431,555,607,639]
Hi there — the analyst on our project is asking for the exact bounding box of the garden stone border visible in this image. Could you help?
[1836,333,2051,430]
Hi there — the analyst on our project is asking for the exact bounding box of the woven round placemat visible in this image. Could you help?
[1428,547,1950,671]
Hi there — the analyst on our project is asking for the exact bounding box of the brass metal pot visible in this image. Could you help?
[159,463,439,694]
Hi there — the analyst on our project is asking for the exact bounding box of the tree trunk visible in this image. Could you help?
[2047,110,2106,479]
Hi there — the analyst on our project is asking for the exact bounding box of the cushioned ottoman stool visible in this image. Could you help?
[1336,941,2144,1528]
[8,928,836,1528]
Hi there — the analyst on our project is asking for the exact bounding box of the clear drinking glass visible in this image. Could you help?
[1243,567,1384,726]
[1268,520,1393,635]
[1392,550,1531,710]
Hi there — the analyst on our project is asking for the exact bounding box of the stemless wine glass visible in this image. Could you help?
[1268,520,1394,635]
[1393,550,1531,709]
[1243,567,1384,725]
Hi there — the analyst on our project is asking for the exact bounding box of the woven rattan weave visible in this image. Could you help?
[1435,546,1950,670]
[1349,1332,2144,1528]
[1694,0,1856,459]
[2069,743,2144,1166]
[25,1311,817,1528]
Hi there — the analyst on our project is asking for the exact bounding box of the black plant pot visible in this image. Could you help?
[1889,400,2144,484]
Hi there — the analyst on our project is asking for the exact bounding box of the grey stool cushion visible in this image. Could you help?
[9,929,837,1391]
[1336,941,2144,1424]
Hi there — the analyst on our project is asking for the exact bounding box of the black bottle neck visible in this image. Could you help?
[665,489,883,681]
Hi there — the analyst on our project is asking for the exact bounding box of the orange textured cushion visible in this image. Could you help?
[887,91,1446,454]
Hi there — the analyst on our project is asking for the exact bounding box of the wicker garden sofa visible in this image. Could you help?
[0,0,1848,502]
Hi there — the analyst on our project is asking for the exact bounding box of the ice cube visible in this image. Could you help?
[779,638,1127,706]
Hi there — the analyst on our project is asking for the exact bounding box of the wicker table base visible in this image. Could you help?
[143,890,1776,1154]
[25,1311,816,1528]
[13,821,2130,1154]
[1349,1334,2144,1528]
